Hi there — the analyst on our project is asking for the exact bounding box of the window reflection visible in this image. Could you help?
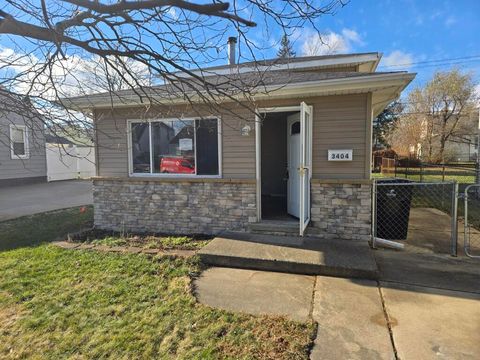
[153,120,195,174]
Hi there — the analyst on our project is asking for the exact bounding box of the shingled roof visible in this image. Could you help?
[61,52,414,113]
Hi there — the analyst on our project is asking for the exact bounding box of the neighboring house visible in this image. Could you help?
[444,135,478,162]
[64,51,415,240]
[0,91,47,187]
[410,108,479,162]
[444,109,479,162]
[45,133,96,181]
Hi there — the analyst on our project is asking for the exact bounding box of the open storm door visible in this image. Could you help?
[299,102,312,236]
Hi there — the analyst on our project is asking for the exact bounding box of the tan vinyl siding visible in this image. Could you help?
[311,94,369,179]
[94,112,128,177]
[221,104,256,179]
[258,93,370,180]
[95,93,371,180]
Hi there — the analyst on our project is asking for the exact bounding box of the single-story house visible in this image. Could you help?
[64,51,415,240]
[0,90,47,187]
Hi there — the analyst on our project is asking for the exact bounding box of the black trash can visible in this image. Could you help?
[376,179,413,240]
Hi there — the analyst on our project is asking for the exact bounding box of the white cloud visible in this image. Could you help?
[341,28,365,46]
[166,6,178,19]
[0,46,150,99]
[301,28,364,56]
[444,16,457,27]
[381,50,414,69]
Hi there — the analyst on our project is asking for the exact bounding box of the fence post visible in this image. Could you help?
[442,165,446,182]
[464,186,469,257]
[476,160,480,185]
[420,164,423,182]
[371,180,377,249]
[476,131,480,184]
[451,181,459,257]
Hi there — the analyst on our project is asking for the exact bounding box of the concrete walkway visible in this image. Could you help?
[198,232,378,279]
[195,267,315,321]
[0,180,93,221]
[195,268,480,359]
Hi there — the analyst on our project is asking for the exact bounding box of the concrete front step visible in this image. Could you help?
[198,232,378,279]
[248,220,299,235]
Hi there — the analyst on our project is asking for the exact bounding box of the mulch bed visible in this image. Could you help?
[52,240,198,258]
[52,227,213,257]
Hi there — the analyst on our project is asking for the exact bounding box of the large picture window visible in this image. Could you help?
[130,118,220,176]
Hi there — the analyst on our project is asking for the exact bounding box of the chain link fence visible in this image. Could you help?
[373,181,458,256]
[464,184,480,258]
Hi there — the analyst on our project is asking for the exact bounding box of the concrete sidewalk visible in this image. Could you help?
[381,282,480,359]
[0,180,93,221]
[195,268,480,359]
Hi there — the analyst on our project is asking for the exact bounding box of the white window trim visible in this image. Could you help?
[9,124,29,160]
[126,117,222,178]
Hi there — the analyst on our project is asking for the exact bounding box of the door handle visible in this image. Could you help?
[297,167,306,176]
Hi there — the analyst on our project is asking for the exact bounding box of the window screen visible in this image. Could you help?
[152,120,195,174]
[131,123,150,173]
[10,126,26,157]
[196,119,219,175]
[291,121,300,135]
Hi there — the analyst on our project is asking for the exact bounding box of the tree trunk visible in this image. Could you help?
[437,113,448,163]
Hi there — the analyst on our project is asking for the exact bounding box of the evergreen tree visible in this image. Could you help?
[277,34,296,58]
[373,101,403,148]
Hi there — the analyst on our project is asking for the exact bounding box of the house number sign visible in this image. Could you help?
[328,149,353,161]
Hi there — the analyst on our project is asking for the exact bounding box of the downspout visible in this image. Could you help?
[93,108,100,177]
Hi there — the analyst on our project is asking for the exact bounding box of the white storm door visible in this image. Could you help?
[287,113,301,218]
[299,102,312,236]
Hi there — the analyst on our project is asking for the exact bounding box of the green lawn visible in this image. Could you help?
[0,209,315,359]
[0,206,93,251]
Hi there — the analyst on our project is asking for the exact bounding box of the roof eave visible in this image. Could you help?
[63,72,416,111]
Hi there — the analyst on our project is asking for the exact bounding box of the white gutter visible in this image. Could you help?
[63,72,415,111]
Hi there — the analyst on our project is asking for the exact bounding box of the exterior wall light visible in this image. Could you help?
[241,124,251,136]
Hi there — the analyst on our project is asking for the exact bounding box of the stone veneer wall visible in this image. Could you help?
[309,181,372,241]
[93,178,257,234]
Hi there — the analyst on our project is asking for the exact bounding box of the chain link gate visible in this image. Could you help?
[372,180,458,256]
[464,184,480,258]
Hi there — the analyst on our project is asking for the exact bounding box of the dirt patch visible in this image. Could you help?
[0,293,25,333]
[370,312,398,328]
[68,228,212,251]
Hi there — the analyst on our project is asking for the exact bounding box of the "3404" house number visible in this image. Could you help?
[328,149,353,161]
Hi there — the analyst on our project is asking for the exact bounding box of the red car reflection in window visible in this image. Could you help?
[160,157,195,174]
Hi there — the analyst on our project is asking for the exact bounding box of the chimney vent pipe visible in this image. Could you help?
[228,36,237,65]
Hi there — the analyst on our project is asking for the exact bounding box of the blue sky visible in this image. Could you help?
[1,0,479,98]
[257,0,480,94]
